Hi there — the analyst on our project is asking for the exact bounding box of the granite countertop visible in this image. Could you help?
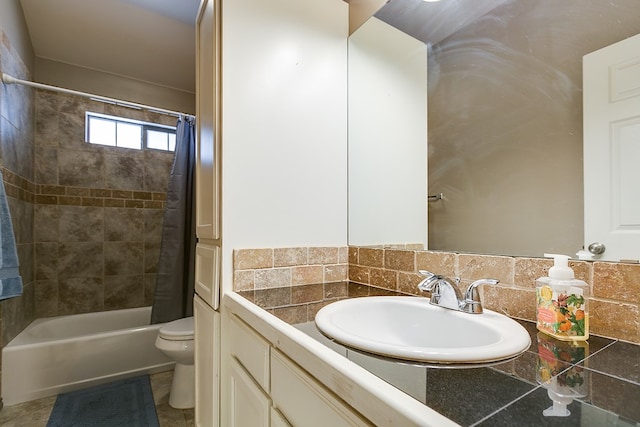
[295,319,640,426]
[239,283,640,426]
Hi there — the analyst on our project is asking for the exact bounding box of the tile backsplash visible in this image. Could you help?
[233,245,640,344]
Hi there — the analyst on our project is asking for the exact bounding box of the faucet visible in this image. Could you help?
[417,270,499,314]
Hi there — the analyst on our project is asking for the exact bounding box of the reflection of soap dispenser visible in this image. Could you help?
[536,254,589,341]
[543,388,573,417]
[536,332,589,418]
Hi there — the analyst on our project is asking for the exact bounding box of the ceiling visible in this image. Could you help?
[375,0,508,46]
[17,0,505,96]
[20,0,201,94]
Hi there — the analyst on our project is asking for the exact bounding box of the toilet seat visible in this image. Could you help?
[159,317,194,341]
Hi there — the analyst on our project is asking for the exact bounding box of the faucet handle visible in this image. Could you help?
[417,270,438,292]
[463,279,499,314]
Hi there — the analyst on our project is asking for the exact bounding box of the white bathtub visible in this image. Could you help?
[1,306,174,406]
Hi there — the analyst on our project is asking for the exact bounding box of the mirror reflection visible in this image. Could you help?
[348,0,640,261]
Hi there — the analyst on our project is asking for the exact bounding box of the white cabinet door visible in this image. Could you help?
[196,0,221,240]
[583,33,640,262]
[194,295,220,427]
[195,243,220,309]
[229,358,271,427]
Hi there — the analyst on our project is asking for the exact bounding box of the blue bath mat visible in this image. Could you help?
[46,375,159,427]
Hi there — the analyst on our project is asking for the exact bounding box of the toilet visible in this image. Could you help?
[155,316,195,409]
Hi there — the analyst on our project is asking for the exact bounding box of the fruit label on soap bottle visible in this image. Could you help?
[537,286,587,339]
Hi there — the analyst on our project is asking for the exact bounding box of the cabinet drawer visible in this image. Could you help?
[229,314,270,392]
[271,349,372,427]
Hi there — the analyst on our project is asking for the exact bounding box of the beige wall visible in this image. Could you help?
[428,0,640,257]
[0,0,34,71]
[35,58,195,115]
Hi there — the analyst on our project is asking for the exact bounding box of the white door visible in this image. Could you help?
[583,33,640,262]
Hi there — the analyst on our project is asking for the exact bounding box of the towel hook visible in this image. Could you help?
[427,193,444,202]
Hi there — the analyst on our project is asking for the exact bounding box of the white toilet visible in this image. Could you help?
[155,316,195,409]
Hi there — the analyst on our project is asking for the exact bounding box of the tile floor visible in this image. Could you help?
[0,370,194,427]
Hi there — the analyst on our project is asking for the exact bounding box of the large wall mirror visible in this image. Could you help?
[348,0,640,262]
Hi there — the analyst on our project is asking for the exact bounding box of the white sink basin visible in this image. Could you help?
[314,296,531,363]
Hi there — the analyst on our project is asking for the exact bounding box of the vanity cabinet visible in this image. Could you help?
[223,311,373,426]
[223,293,455,427]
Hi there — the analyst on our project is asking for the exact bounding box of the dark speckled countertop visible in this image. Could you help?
[296,319,640,426]
[240,283,640,426]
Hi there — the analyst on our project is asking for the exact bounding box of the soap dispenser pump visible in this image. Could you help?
[536,254,589,341]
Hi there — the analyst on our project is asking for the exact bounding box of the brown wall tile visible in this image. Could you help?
[358,247,384,268]
[397,272,422,295]
[233,270,255,291]
[309,247,340,264]
[324,264,347,282]
[458,254,514,284]
[348,264,370,284]
[370,267,397,290]
[234,248,273,270]
[274,247,308,267]
[415,251,456,277]
[593,262,640,303]
[385,249,415,272]
[514,257,551,289]
[483,286,536,321]
[349,247,358,264]
[255,268,291,289]
[590,299,639,343]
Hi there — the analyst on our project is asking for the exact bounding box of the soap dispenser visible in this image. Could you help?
[536,254,589,341]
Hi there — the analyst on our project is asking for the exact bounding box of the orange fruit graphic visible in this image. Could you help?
[559,320,572,332]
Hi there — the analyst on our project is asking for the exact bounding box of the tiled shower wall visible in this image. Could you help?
[33,90,176,317]
[0,27,36,351]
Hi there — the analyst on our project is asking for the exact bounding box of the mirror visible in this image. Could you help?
[348,0,640,260]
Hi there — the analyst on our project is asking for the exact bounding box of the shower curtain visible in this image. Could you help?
[151,116,196,324]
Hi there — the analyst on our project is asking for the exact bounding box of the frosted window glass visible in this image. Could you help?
[89,117,116,146]
[117,122,142,149]
[147,129,168,150]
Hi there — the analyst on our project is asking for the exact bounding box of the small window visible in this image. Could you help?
[86,112,176,152]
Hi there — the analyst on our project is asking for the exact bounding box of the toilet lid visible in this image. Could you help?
[159,316,194,340]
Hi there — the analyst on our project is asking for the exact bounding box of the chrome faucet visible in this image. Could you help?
[417,270,499,314]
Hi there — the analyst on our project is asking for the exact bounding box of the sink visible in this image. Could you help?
[314,296,531,363]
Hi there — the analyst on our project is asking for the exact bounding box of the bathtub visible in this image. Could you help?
[1,306,174,406]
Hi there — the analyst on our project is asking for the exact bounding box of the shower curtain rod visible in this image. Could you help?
[1,72,194,119]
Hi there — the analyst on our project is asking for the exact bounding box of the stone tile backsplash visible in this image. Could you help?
[348,246,640,344]
[234,245,640,344]
[233,247,349,291]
